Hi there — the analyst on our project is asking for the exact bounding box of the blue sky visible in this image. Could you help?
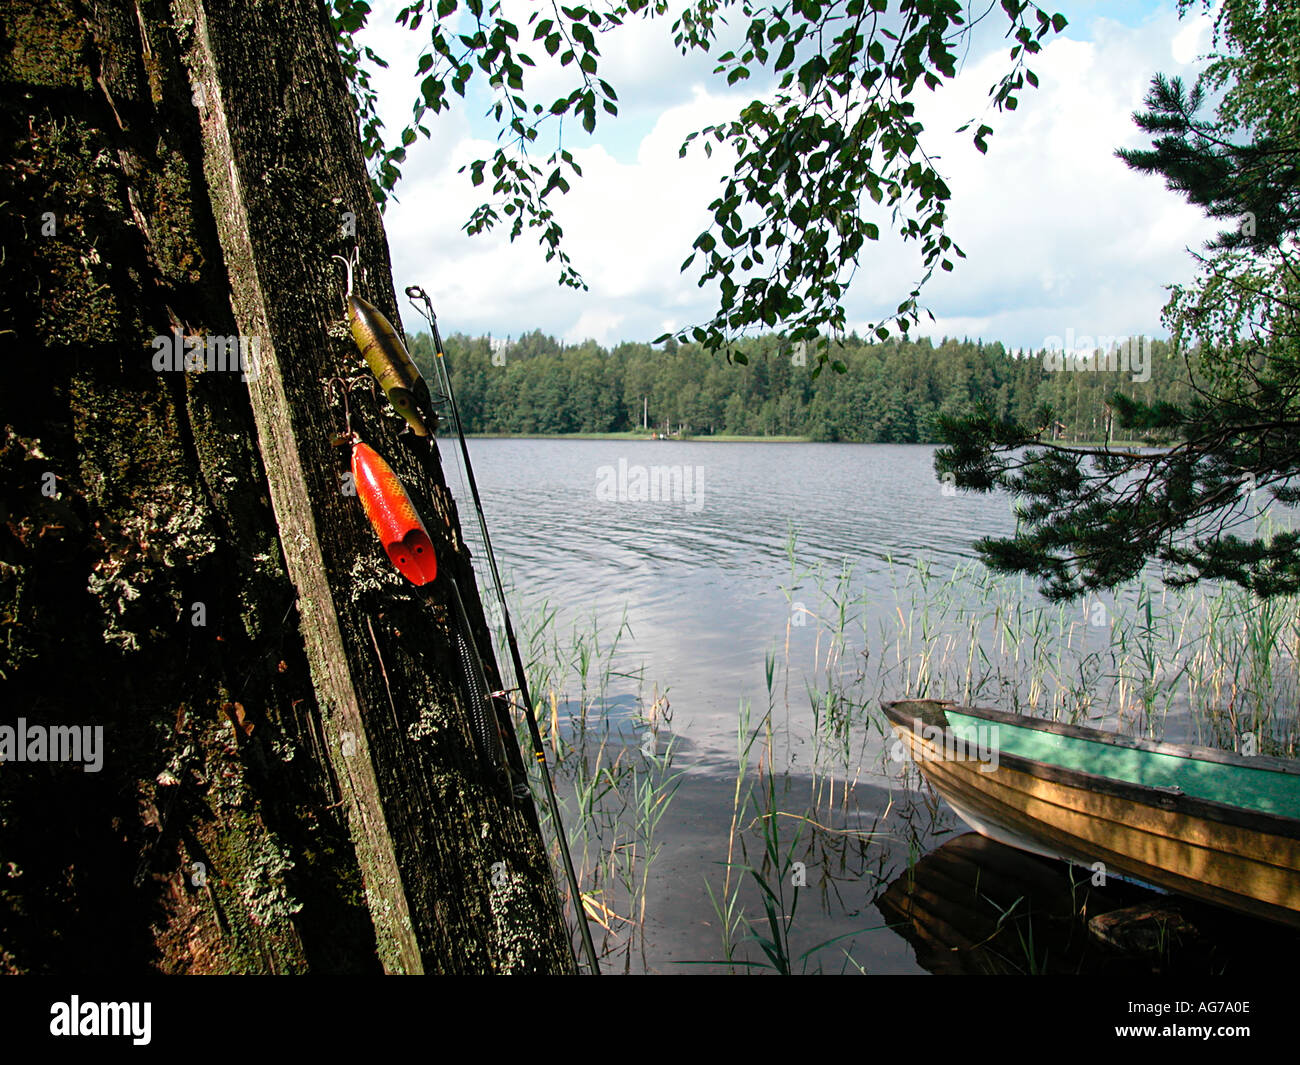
[357,1,1224,351]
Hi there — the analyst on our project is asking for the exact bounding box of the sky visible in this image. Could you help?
[355,1,1225,352]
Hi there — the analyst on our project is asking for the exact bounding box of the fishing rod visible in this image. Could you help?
[404,284,601,978]
[330,255,600,974]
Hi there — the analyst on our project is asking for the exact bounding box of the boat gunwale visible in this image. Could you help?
[883,699,1300,775]
[907,744,1300,927]
[883,700,1300,840]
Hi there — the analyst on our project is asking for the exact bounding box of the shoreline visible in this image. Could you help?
[459,433,1157,446]
[462,432,811,442]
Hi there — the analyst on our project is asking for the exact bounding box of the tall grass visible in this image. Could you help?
[502,594,682,973]
[704,529,1300,972]
[495,528,1300,973]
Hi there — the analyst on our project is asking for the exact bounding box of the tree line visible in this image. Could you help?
[406,330,1193,443]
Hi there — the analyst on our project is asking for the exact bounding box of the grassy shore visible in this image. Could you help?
[1054,439,1161,449]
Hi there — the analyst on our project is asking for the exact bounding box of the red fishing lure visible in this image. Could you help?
[351,441,437,586]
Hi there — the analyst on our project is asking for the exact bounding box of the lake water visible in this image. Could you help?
[437,438,1296,974]
[448,440,1015,762]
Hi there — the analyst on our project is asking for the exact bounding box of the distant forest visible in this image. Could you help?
[405,330,1194,443]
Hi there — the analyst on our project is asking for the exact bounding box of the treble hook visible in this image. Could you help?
[333,248,360,297]
[327,376,356,444]
[326,376,378,443]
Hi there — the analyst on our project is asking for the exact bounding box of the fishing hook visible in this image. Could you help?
[333,247,360,298]
[327,375,377,445]
[327,376,356,443]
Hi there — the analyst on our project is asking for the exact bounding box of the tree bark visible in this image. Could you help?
[0,0,576,974]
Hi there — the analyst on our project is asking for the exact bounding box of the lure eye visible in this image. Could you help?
[384,532,437,584]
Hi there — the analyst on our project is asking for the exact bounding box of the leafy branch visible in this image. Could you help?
[330,0,1067,362]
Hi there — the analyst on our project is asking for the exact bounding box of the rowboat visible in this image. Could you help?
[883,699,1300,928]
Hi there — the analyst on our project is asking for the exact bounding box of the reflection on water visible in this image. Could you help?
[877,833,1300,975]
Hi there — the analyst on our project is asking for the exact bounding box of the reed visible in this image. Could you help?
[496,587,682,972]
[706,528,1300,972]
[858,553,1300,756]
[498,525,1300,972]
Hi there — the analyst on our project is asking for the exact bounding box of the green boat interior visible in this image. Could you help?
[888,699,1300,821]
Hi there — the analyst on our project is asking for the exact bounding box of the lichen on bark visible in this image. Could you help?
[0,0,576,975]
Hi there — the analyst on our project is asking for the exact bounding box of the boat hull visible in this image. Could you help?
[884,700,1300,929]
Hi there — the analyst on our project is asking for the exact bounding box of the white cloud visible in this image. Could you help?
[381,81,745,342]
[565,309,625,346]
[850,11,1222,347]
[1171,9,1216,64]
[357,2,1224,350]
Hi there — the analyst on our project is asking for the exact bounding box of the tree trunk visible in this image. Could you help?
[0,0,576,974]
